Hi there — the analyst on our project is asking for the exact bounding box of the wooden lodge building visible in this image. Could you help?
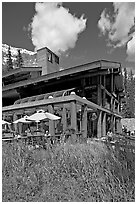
[2,47,124,140]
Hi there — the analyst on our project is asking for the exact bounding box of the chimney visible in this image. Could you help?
[37,47,59,75]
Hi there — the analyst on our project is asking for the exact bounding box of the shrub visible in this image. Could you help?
[2,139,135,202]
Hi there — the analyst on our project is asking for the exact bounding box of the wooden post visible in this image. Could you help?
[117,102,120,114]
[97,110,102,138]
[116,118,122,134]
[13,113,18,133]
[48,104,55,136]
[70,101,77,143]
[103,75,106,107]
[97,75,102,106]
[111,97,113,111]
[113,99,116,112]
[70,101,77,131]
[110,115,114,133]
[111,71,114,92]
[113,116,116,133]
[62,104,67,133]
[102,112,106,137]
[81,105,87,141]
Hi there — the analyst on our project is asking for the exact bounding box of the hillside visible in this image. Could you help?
[2,44,37,71]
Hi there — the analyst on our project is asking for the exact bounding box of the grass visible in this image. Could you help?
[2,138,135,202]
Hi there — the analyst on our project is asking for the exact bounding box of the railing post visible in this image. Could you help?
[70,101,77,131]
[81,105,87,141]
[97,110,102,138]
[102,112,106,137]
[13,113,18,133]
[62,104,67,133]
[48,104,55,136]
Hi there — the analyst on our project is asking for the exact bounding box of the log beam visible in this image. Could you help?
[81,105,87,140]
[48,104,55,136]
[97,110,102,138]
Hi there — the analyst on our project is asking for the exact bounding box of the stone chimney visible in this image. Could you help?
[37,47,59,75]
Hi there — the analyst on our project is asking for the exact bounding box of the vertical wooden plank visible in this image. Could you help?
[111,97,113,111]
[97,110,102,138]
[13,113,18,133]
[103,75,106,107]
[62,104,67,132]
[70,101,77,131]
[110,115,114,132]
[81,105,87,140]
[111,71,114,92]
[113,116,116,133]
[117,102,120,114]
[116,118,122,134]
[97,75,102,106]
[48,104,55,136]
[102,112,106,137]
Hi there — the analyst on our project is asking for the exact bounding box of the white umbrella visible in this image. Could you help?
[29,109,61,130]
[2,120,11,125]
[13,115,32,124]
[45,112,61,120]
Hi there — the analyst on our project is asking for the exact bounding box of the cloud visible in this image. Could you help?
[98,2,135,62]
[30,2,87,55]
[126,33,135,62]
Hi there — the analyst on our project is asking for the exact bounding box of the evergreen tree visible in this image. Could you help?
[6,46,13,71]
[123,67,128,93]
[126,70,135,118]
[15,49,24,68]
[121,68,135,118]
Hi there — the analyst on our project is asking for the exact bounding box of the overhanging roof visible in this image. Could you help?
[2,60,121,92]
[2,67,42,78]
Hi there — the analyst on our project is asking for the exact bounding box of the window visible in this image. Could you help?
[47,51,52,63]
[55,55,59,64]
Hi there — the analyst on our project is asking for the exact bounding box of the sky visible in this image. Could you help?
[2,2,135,72]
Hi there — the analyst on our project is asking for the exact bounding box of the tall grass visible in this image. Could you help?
[2,139,135,202]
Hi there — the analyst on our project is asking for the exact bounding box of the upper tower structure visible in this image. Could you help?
[37,47,59,75]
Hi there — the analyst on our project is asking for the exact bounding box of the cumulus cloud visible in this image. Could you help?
[30,2,87,54]
[98,2,135,62]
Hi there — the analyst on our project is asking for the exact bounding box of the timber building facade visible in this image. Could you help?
[2,47,124,139]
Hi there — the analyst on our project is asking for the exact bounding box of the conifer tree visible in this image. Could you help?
[6,46,13,71]
[121,68,135,118]
[15,49,24,68]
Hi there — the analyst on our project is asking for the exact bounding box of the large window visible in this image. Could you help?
[47,51,52,63]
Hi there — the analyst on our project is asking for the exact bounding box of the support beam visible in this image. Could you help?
[48,104,55,136]
[102,112,106,137]
[62,105,67,132]
[102,75,106,107]
[81,105,87,140]
[70,101,77,131]
[13,113,18,133]
[97,75,102,106]
[116,118,122,134]
[111,71,114,92]
[110,115,114,133]
[97,110,102,138]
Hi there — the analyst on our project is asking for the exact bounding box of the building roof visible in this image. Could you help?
[2,59,121,92]
[2,67,42,78]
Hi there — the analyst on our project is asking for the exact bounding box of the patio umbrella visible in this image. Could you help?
[2,120,11,125]
[45,112,61,120]
[28,109,61,129]
[2,120,11,130]
[2,120,10,125]
[13,115,32,124]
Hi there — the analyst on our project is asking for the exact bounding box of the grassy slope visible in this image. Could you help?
[2,140,135,202]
